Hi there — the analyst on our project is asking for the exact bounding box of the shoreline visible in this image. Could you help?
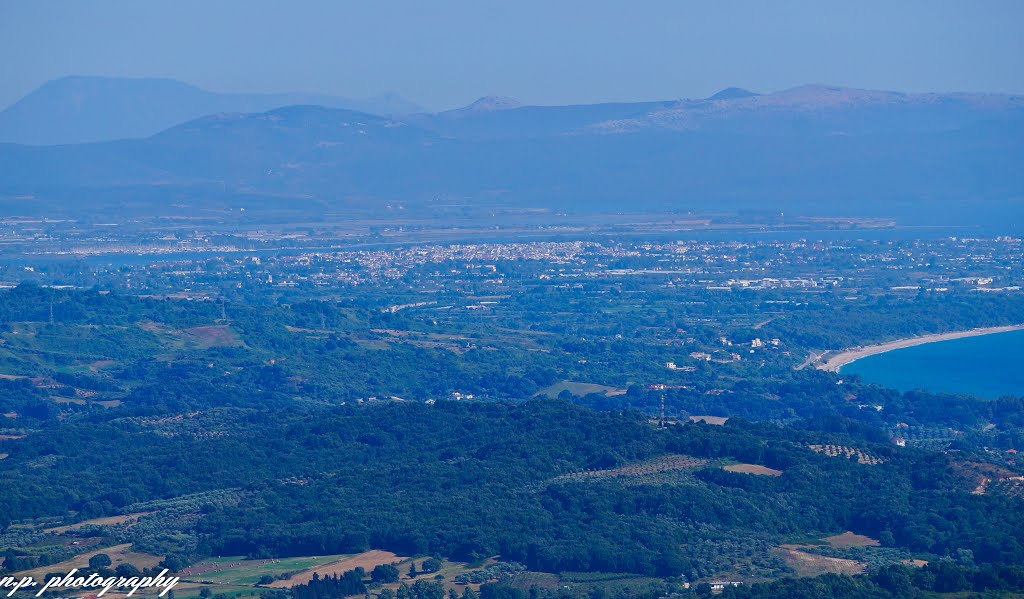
[815,324,1024,373]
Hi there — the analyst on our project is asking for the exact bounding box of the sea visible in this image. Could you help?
[840,329,1024,399]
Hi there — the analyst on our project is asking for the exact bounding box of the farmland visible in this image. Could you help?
[269,551,406,587]
[807,444,885,465]
[722,463,783,476]
[553,454,707,483]
[773,545,866,578]
[536,381,627,399]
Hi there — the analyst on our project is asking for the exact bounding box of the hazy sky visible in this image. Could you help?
[1,0,1022,111]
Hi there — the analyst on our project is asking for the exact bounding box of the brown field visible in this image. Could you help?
[688,415,729,425]
[0,434,26,440]
[45,511,151,535]
[270,550,407,587]
[823,532,880,548]
[808,444,884,465]
[0,453,8,460]
[774,546,866,577]
[723,463,782,476]
[556,454,707,482]
[10,544,163,581]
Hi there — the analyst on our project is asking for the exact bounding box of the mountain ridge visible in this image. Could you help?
[0,76,425,145]
[0,83,1021,227]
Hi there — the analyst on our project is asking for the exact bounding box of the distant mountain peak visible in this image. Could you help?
[460,96,523,112]
[708,87,760,101]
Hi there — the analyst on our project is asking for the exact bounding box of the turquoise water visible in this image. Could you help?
[841,329,1024,399]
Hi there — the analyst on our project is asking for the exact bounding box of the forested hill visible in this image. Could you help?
[2,285,1024,595]
[4,397,1024,580]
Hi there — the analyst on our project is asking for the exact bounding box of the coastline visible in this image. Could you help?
[815,324,1024,373]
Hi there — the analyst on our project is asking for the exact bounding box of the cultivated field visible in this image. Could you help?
[556,454,707,482]
[952,460,1024,496]
[807,444,884,465]
[688,415,729,425]
[45,511,151,535]
[723,463,782,476]
[823,532,880,548]
[773,546,866,577]
[184,555,346,586]
[269,550,407,587]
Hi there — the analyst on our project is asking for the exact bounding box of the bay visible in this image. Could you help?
[841,329,1024,399]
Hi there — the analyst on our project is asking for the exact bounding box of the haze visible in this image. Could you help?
[1,0,1023,111]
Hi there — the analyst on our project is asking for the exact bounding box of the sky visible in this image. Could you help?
[1,0,1022,111]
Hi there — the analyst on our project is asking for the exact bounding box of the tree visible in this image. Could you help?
[373,564,400,584]
[873,564,913,596]
[879,530,896,547]
[408,563,418,578]
[421,558,442,574]
[411,580,444,599]
[88,554,112,570]
[116,563,141,577]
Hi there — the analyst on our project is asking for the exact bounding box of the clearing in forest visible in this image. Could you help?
[536,380,627,398]
[722,463,782,476]
[183,325,243,347]
[688,415,729,425]
[773,546,866,577]
[823,532,880,548]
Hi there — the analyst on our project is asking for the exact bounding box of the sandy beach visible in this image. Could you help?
[816,324,1024,373]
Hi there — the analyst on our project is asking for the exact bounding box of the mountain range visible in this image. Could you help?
[0,76,424,145]
[0,80,1022,227]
